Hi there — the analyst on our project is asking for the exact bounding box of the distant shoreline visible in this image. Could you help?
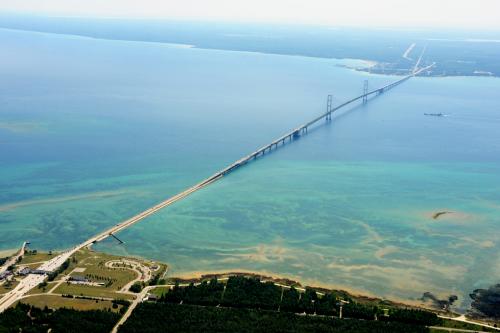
[0,26,498,79]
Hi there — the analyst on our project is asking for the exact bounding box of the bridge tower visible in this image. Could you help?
[362,80,369,104]
[326,94,333,121]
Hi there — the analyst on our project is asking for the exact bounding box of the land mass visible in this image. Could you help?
[1,249,499,332]
[1,14,499,77]
[432,211,453,220]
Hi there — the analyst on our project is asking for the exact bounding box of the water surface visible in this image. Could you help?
[1,28,499,310]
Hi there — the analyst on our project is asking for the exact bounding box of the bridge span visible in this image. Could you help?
[87,64,434,246]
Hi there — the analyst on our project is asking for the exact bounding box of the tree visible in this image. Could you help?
[129,283,143,293]
[281,287,300,313]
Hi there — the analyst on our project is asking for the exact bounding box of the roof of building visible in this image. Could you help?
[0,271,12,279]
[69,275,88,281]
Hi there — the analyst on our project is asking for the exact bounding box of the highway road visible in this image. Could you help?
[110,285,156,333]
[438,315,500,332]
[403,42,416,60]
[0,242,26,275]
[0,246,78,312]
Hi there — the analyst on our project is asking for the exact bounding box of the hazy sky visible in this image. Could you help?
[3,0,500,29]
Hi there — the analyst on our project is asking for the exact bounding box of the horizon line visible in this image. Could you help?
[2,11,500,33]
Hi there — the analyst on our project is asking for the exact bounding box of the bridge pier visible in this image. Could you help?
[238,75,413,169]
[363,80,369,104]
[326,95,333,121]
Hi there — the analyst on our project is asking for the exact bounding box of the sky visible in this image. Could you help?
[2,0,500,29]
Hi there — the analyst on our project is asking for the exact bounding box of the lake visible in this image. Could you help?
[1,27,499,310]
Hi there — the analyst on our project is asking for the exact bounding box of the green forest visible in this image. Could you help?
[118,302,429,333]
[0,303,120,333]
[160,276,440,326]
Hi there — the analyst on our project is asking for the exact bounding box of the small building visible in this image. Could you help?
[69,275,88,283]
[31,269,47,275]
[18,268,47,276]
[0,271,12,280]
[146,293,158,301]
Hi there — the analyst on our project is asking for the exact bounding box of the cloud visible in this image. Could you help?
[2,0,500,29]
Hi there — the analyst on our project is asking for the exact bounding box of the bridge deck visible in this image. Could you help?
[87,64,434,246]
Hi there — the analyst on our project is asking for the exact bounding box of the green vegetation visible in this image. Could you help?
[342,300,379,320]
[0,303,120,333]
[53,283,135,300]
[26,282,56,295]
[165,279,224,306]
[438,318,497,332]
[71,250,137,290]
[47,259,70,281]
[381,308,441,326]
[0,280,19,294]
[118,302,428,333]
[148,272,166,286]
[48,249,147,301]
[161,277,341,316]
[18,252,55,265]
[222,276,281,310]
[159,275,441,328]
[281,286,300,312]
[18,294,122,312]
[470,284,500,320]
[128,283,143,293]
[149,286,170,297]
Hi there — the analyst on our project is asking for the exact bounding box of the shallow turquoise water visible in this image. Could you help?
[1,28,499,309]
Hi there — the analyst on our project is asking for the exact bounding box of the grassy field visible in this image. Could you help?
[49,248,149,300]
[19,252,57,265]
[70,264,136,291]
[70,250,138,290]
[149,286,171,297]
[54,283,135,300]
[435,318,498,332]
[0,280,19,294]
[5,249,166,311]
[18,294,123,312]
[21,263,47,270]
[25,281,58,295]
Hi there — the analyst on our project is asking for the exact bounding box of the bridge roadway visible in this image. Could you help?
[87,64,431,247]
[0,242,26,275]
[0,64,434,313]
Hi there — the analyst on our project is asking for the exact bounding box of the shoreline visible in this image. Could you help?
[0,27,498,80]
[0,249,16,258]
[89,245,462,313]
[167,268,435,312]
